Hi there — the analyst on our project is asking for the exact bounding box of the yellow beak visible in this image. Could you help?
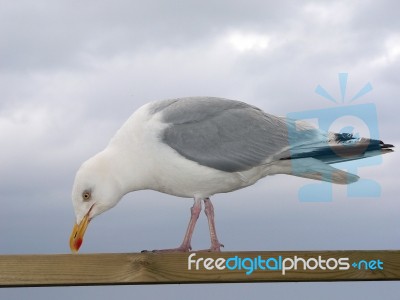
[69,205,94,253]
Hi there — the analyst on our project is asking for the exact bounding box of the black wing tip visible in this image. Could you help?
[379,140,395,149]
[379,140,394,154]
[334,134,395,149]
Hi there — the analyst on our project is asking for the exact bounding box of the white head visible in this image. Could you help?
[69,151,124,252]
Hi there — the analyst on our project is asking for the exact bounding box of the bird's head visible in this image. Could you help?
[69,153,123,253]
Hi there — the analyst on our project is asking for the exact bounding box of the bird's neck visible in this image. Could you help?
[99,144,154,196]
[100,104,159,195]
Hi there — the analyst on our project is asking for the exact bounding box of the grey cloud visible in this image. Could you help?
[0,0,297,72]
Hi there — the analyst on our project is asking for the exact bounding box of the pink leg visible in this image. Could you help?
[147,198,202,253]
[202,198,224,252]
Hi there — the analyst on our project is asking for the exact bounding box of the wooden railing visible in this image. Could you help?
[1,250,399,287]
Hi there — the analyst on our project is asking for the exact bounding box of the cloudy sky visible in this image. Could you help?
[1,0,399,298]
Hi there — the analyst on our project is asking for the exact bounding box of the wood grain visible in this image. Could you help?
[0,250,399,287]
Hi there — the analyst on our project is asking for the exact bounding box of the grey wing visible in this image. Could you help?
[151,97,393,183]
[157,97,313,172]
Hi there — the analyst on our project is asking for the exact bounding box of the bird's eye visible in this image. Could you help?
[82,190,91,201]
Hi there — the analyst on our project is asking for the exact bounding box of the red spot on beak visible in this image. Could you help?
[75,238,83,250]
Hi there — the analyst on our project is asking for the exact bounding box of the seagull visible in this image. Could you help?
[69,97,394,253]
